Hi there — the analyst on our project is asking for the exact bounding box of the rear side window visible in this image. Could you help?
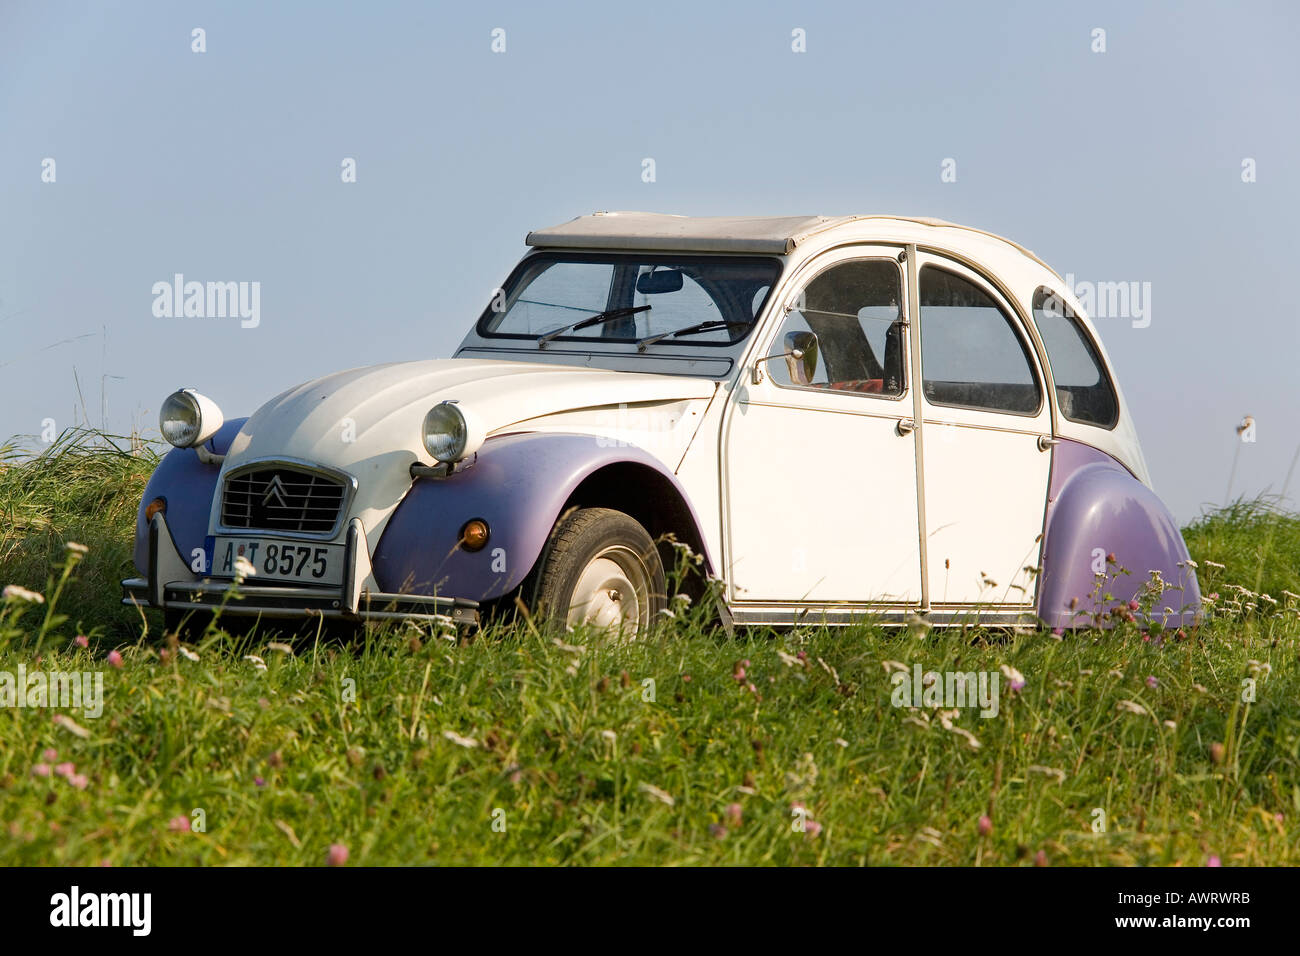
[1031,287,1119,428]
[918,266,1040,415]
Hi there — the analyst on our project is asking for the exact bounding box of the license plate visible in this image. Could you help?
[211,536,344,587]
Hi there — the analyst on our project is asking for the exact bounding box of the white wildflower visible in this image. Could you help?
[776,650,803,667]
[53,714,90,739]
[233,556,256,583]
[638,782,675,806]
[2,585,44,604]
[915,826,945,848]
[1027,765,1067,783]
[947,725,982,750]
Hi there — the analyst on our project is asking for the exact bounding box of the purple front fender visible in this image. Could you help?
[371,432,711,603]
[132,419,248,575]
[1038,440,1201,629]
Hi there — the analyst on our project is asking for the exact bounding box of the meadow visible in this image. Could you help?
[0,432,1296,865]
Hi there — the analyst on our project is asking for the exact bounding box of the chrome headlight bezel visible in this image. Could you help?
[421,401,485,463]
[160,388,224,448]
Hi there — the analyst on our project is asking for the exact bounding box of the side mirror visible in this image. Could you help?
[751,330,820,385]
[783,331,819,386]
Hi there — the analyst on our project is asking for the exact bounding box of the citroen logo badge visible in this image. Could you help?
[261,474,289,508]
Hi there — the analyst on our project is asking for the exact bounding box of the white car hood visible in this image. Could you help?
[211,358,717,547]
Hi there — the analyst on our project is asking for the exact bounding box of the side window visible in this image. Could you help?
[768,258,905,396]
[918,266,1040,415]
[1031,287,1119,428]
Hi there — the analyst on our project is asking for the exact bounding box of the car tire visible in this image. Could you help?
[525,507,666,637]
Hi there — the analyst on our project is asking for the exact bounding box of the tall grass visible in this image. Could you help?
[1182,496,1300,605]
[0,429,157,638]
[0,431,1296,865]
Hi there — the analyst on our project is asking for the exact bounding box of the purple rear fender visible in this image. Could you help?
[131,419,247,575]
[371,431,711,602]
[1038,440,1201,629]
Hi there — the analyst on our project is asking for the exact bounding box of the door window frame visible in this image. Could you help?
[754,245,911,405]
[912,253,1051,428]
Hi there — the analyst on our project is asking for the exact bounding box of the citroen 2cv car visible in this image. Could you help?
[123,213,1201,635]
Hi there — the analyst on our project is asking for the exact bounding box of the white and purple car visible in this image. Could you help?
[123,212,1201,635]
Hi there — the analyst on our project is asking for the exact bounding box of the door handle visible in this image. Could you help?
[896,418,915,436]
[1037,435,1059,452]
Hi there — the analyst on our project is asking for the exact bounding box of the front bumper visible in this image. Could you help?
[121,512,478,626]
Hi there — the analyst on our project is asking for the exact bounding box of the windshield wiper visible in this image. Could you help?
[636,319,750,352]
[536,305,651,348]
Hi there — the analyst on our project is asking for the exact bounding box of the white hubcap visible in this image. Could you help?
[567,547,651,635]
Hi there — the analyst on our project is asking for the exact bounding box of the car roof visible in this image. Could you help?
[525,211,1058,276]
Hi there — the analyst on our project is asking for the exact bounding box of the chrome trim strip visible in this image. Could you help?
[120,577,479,625]
[729,604,1038,628]
[905,242,930,613]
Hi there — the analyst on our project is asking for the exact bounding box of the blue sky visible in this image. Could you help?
[1,0,1296,521]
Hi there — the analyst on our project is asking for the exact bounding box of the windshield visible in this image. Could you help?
[477,253,782,347]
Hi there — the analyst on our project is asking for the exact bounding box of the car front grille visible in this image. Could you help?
[220,465,347,536]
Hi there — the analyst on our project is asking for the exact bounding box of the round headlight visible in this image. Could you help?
[421,401,485,463]
[160,388,224,448]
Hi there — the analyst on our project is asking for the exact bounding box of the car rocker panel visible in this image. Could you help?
[124,212,1201,632]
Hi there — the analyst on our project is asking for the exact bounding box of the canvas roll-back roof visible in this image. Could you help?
[526,212,853,254]
[525,211,1052,270]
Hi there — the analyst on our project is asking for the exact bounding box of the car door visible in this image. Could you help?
[722,246,922,610]
[913,254,1052,608]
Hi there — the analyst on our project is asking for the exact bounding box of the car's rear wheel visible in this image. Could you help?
[526,507,665,637]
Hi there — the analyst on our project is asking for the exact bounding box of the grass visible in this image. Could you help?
[0,432,1297,865]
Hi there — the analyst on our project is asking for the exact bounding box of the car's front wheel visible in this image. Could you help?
[525,507,665,637]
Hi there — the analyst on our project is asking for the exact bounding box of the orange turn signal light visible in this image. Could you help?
[144,498,167,522]
[459,518,490,552]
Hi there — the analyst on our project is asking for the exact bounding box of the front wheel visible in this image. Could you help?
[525,507,666,637]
